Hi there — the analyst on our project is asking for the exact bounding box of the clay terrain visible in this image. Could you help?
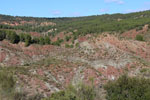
[1,31,150,96]
[0,12,150,99]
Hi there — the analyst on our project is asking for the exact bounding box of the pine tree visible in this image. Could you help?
[25,34,31,47]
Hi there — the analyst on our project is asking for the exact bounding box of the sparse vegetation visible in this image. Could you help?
[65,44,74,48]
[52,38,64,46]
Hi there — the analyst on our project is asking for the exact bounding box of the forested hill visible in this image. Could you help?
[1,10,150,35]
[54,10,150,34]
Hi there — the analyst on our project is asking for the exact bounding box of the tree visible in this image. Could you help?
[32,37,40,44]
[65,36,71,42]
[52,38,64,46]
[25,34,32,47]
[39,37,45,45]
[0,30,6,41]
[6,32,20,44]
[44,36,51,44]
[19,33,25,42]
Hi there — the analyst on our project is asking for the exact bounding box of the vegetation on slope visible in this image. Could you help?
[1,10,150,36]
[42,75,150,100]
[1,10,150,46]
[104,75,150,100]
[0,70,15,99]
[0,67,43,100]
[135,34,144,41]
[1,65,150,100]
[43,83,96,100]
[0,30,52,46]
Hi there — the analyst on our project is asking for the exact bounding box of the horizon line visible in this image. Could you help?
[0,10,150,19]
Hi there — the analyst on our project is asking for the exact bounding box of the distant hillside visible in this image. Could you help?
[1,10,150,35]
[1,10,150,47]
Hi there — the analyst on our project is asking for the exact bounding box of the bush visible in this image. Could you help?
[135,35,144,41]
[0,71,15,93]
[52,38,64,46]
[19,33,26,42]
[39,37,45,45]
[32,37,40,44]
[77,83,96,100]
[6,31,20,43]
[44,36,51,44]
[43,83,96,100]
[65,44,74,48]
[0,70,15,99]
[75,43,79,47]
[136,26,143,31]
[0,30,6,41]
[25,34,32,46]
[65,36,71,41]
[104,75,150,100]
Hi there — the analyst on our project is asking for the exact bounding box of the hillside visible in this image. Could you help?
[0,11,150,100]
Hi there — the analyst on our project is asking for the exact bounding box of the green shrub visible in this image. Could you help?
[135,35,144,41]
[65,44,73,48]
[25,34,32,46]
[44,36,51,44]
[14,92,43,100]
[0,30,6,41]
[19,33,26,42]
[75,43,79,47]
[0,70,15,99]
[140,68,148,73]
[52,38,64,46]
[6,31,20,43]
[136,26,143,31]
[65,36,71,41]
[32,37,40,44]
[0,71,15,92]
[104,75,150,100]
[43,83,96,100]
[39,37,45,45]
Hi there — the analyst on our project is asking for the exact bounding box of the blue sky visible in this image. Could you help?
[0,0,150,17]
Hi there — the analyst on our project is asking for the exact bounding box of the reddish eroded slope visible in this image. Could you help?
[96,34,150,60]
[122,25,149,39]
[0,33,150,97]
[30,32,42,37]
[0,40,61,66]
